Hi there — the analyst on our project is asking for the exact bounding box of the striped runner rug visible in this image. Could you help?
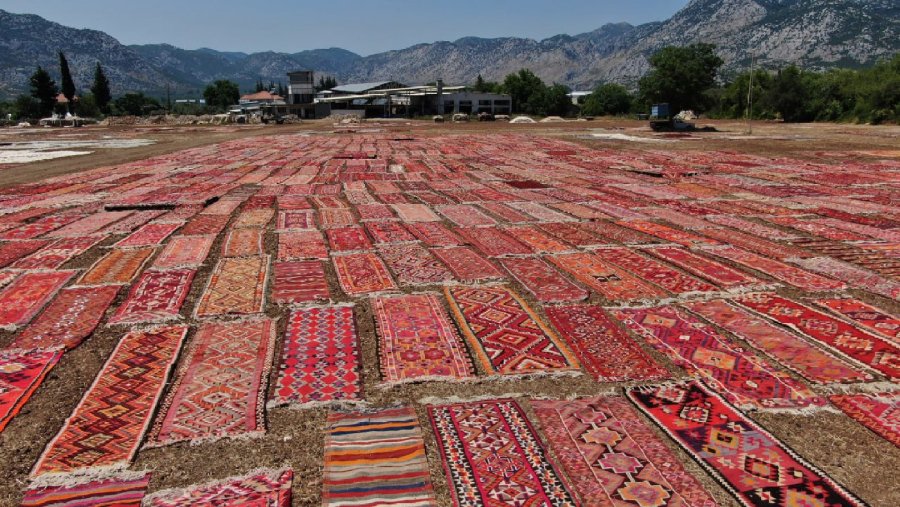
[323,406,436,507]
[21,473,150,506]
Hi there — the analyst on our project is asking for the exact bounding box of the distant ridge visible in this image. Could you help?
[1,0,897,98]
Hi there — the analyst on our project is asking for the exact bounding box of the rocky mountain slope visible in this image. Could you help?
[1,0,897,98]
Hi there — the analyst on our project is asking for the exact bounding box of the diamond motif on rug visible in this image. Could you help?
[270,305,360,407]
[32,326,188,477]
[830,391,900,447]
[428,399,577,506]
[145,469,291,507]
[108,268,196,325]
[194,256,268,317]
[548,252,668,301]
[0,270,76,330]
[332,252,397,296]
[12,285,120,350]
[444,285,580,376]
[0,348,62,433]
[378,244,453,286]
[500,257,588,303]
[148,318,275,446]
[431,246,505,283]
[627,381,866,507]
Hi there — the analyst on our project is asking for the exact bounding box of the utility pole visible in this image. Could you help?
[746,52,755,135]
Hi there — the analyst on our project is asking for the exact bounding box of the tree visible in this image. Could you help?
[541,83,572,116]
[315,76,337,92]
[768,65,810,122]
[29,66,58,118]
[13,95,42,120]
[91,63,112,114]
[202,80,240,111]
[113,92,160,116]
[501,69,547,114]
[581,83,633,116]
[277,82,287,97]
[473,74,499,93]
[255,79,264,93]
[58,52,76,113]
[638,43,723,114]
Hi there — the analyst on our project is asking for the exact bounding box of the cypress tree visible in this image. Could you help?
[59,52,76,113]
[91,63,112,114]
[29,66,58,118]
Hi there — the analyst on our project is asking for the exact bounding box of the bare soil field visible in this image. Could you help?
[0,118,897,506]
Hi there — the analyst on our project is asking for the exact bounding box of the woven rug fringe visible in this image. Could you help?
[142,467,291,504]
[28,465,146,489]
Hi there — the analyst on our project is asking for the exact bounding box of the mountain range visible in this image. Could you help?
[1,0,897,99]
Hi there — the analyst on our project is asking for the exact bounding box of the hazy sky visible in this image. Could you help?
[3,0,690,55]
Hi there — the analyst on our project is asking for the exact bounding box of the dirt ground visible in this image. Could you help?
[0,118,898,506]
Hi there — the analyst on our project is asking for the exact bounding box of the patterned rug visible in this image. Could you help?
[276,210,316,230]
[830,392,900,447]
[648,246,761,288]
[0,213,80,240]
[355,203,396,221]
[548,252,668,301]
[531,396,716,507]
[0,348,62,433]
[79,247,156,285]
[580,220,657,244]
[33,326,188,477]
[233,208,274,228]
[364,220,418,244]
[375,294,474,385]
[627,381,866,507]
[222,228,264,257]
[194,256,268,317]
[436,204,497,227]
[431,246,505,282]
[323,406,435,507]
[270,260,330,304]
[444,286,580,376]
[734,293,899,380]
[504,225,572,253]
[612,306,824,410]
[456,227,532,257]
[618,220,720,247]
[792,256,900,300]
[326,227,372,252]
[21,474,150,507]
[428,399,577,506]
[0,239,50,268]
[700,227,811,259]
[278,230,328,260]
[332,252,397,295]
[148,318,275,446]
[685,299,871,384]
[814,297,899,344]
[544,305,669,382]
[10,236,103,271]
[270,305,360,407]
[499,257,588,303]
[179,214,229,236]
[406,222,464,247]
[0,270,75,330]
[152,235,214,269]
[115,222,181,248]
[539,223,606,247]
[593,247,717,294]
[705,246,845,291]
[480,202,533,223]
[108,268,196,325]
[318,208,356,228]
[392,203,440,222]
[378,244,453,285]
[11,285,120,350]
[145,469,291,507]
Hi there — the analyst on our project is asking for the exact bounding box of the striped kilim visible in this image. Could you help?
[323,407,436,507]
[531,396,717,507]
[503,225,572,253]
[612,305,825,410]
[375,294,474,385]
[108,268,196,324]
[734,293,899,380]
[830,392,900,447]
[148,318,275,446]
[32,326,188,477]
[0,270,75,330]
[544,305,669,382]
[647,246,761,288]
[332,252,397,296]
[270,305,360,408]
[814,297,900,344]
[628,381,866,507]
[704,246,845,291]
[270,260,330,304]
[79,247,155,285]
[685,299,871,384]
[0,348,63,433]
[151,235,214,269]
[444,285,580,376]
[194,256,268,317]
[21,474,150,507]
[428,399,577,506]
[11,285,120,350]
[405,222,464,247]
[145,469,292,507]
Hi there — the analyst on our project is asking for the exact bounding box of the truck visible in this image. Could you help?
[649,103,695,131]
